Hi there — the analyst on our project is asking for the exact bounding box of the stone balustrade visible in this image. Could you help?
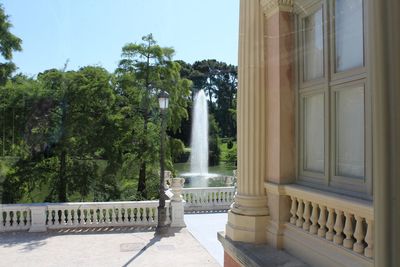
[0,204,31,232]
[266,183,374,259]
[0,200,168,232]
[46,201,164,229]
[182,187,235,212]
[1,177,188,232]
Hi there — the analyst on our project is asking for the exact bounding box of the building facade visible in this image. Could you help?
[219,0,400,266]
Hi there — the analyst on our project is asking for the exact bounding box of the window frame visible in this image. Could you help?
[294,0,372,199]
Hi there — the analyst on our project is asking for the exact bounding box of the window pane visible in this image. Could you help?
[304,8,324,81]
[336,86,364,178]
[304,93,324,173]
[335,0,364,72]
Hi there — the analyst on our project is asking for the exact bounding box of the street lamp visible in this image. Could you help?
[156,90,169,235]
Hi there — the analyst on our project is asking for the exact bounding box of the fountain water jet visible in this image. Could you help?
[190,89,209,176]
[181,90,219,187]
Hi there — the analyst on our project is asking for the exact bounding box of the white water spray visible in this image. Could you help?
[190,90,209,175]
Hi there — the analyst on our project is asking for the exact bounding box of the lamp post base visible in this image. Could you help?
[156,206,170,235]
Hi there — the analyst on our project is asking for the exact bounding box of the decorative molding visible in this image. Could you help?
[260,0,294,18]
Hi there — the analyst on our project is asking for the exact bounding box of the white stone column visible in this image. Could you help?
[225,0,269,244]
[29,205,47,232]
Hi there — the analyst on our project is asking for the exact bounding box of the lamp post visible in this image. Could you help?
[156,90,169,235]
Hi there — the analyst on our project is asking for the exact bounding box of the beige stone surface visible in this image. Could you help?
[0,228,220,267]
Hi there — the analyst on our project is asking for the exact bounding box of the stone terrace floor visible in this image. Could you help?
[0,212,227,267]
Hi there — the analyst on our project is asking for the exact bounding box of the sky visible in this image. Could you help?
[1,0,240,77]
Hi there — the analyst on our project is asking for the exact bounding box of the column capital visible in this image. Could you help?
[260,0,294,18]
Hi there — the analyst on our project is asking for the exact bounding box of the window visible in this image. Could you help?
[296,0,371,198]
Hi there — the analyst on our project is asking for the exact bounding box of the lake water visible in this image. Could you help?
[173,162,236,187]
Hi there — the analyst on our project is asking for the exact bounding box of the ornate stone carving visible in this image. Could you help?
[260,0,294,18]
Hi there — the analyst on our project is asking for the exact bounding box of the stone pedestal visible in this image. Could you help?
[29,205,47,232]
[170,178,186,228]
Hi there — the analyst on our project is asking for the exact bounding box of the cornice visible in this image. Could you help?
[260,0,294,18]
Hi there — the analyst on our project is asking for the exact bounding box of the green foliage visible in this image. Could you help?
[114,33,190,199]
[0,30,237,203]
[227,140,233,150]
[209,114,221,166]
[0,5,22,85]
[169,138,186,163]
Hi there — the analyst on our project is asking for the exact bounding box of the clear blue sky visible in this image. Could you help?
[2,0,239,76]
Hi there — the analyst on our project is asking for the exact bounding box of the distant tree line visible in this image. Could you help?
[0,5,237,204]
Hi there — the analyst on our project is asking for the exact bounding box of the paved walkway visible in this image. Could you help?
[0,227,220,267]
[185,212,228,266]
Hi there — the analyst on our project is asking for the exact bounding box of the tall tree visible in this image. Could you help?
[0,4,22,85]
[116,34,190,199]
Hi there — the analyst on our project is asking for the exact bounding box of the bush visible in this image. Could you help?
[209,115,221,166]
[227,140,233,150]
[225,146,237,166]
[169,138,186,163]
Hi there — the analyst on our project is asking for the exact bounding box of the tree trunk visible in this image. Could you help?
[137,111,149,199]
[58,150,67,202]
[138,162,147,199]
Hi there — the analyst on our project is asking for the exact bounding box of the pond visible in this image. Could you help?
[173,161,236,188]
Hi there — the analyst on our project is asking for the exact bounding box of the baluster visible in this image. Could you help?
[144,208,149,223]
[84,209,89,225]
[290,196,297,224]
[154,207,158,224]
[353,216,365,254]
[5,211,10,228]
[310,203,319,234]
[112,208,117,225]
[0,210,4,231]
[296,199,304,227]
[166,205,171,225]
[8,211,13,228]
[302,200,311,231]
[334,210,344,245]
[318,205,327,238]
[364,219,373,258]
[68,209,76,226]
[343,212,354,249]
[61,209,66,226]
[326,208,335,241]
[120,208,125,224]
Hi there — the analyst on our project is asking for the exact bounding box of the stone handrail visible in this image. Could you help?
[46,201,164,230]
[265,183,374,259]
[182,187,235,212]
[0,200,169,232]
[1,177,187,233]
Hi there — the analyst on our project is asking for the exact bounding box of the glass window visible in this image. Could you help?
[335,86,365,178]
[303,93,324,173]
[335,0,364,72]
[304,7,324,81]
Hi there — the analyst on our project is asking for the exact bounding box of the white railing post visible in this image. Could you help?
[170,178,186,227]
[29,204,47,232]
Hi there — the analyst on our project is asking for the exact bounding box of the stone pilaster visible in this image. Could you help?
[225,0,269,244]
[262,0,295,249]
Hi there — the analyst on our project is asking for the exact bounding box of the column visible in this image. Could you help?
[369,0,400,265]
[225,0,269,244]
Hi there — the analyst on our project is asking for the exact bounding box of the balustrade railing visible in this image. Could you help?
[0,200,171,232]
[284,185,374,259]
[0,204,31,232]
[0,177,188,233]
[182,187,235,212]
[46,201,164,229]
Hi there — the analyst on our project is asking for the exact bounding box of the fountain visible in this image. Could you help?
[181,90,219,187]
[190,89,209,176]
[179,89,234,187]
